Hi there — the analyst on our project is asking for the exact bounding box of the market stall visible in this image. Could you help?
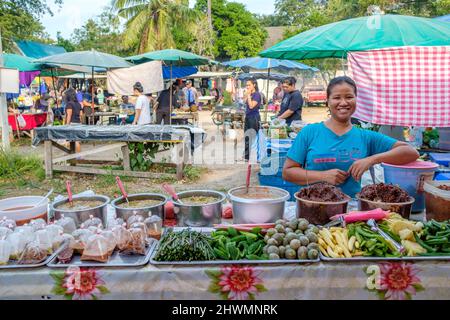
[8,112,47,138]
[32,124,206,180]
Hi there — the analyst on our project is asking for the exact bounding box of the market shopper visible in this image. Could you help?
[277,77,303,125]
[244,78,262,162]
[132,82,151,125]
[183,80,199,108]
[283,76,419,198]
[273,81,284,104]
[154,85,176,125]
[64,88,83,153]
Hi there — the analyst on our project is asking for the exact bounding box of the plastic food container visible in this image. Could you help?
[424,181,450,221]
[0,196,49,226]
[356,194,415,219]
[382,161,439,212]
[294,193,351,225]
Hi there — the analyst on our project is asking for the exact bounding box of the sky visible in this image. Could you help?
[41,0,276,39]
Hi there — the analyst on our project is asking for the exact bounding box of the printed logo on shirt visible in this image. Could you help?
[313,153,337,163]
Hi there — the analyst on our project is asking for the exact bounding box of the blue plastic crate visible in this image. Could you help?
[258,173,299,201]
[260,153,288,176]
[429,153,450,167]
[435,172,450,181]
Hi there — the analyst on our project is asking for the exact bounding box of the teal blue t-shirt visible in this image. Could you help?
[286,122,397,198]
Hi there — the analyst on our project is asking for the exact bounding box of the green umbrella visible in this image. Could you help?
[260,14,450,60]
[127,49,215,125]
[36,50,131,114]
[126,49,213,66]
[2,53,42,72]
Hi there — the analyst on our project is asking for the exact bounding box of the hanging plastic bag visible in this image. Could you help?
[71,229,93,254]
[46,224,64,240]
[7,232,27,260]
[17,114,26,129]
[129,221,147,237]
[144,216,162,240]
[0,240,12,265]
[126,214,143,228]
[18,241,48,265]
[80,232,110,263]
[55,215,77,234]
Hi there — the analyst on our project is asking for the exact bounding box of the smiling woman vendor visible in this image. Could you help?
[283,76,419,198]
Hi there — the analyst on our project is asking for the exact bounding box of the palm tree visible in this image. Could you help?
[111,0,197,54]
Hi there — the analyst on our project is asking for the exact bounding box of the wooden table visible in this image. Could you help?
[8,112,47,140]
[198,96,216,110]
[171,112,199,125]
[32,125,205,181]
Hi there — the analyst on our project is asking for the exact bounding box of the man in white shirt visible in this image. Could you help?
[132,82,151,125]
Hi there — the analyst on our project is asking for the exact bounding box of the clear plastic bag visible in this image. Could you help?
[55,215,77,234]
[112,225,132,251]
[18,241,48,265]
[30,218,47,231]
[15,225,35,243]
[46,224,64,240]
[0,240,12,265]
[130,221,147,237]
[35,229,53,254]
[57,245,74,264]
[7,232,27,260]
[0,226,13,240]
[71,229,93,254]
[144,215,162,240]
[126,214,143,228]
[0,217,16,230]
[82,215,103,229]
[80,233,110,263]
[51,231,66,251]
[122,227,146,256]
[101,230,117,255]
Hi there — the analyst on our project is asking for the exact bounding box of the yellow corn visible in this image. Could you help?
[327,246,339,258]
[348,236,356,252]
[319,245,328,257]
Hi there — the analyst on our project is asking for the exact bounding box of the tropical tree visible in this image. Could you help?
[111,0,198,54]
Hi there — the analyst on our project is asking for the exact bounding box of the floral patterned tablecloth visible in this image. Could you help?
[1,261,449,300]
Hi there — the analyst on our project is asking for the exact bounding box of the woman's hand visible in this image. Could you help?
[321,169,349,185]
[348,157,375,182]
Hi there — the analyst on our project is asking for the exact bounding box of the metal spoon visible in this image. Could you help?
[162,183,183,204]
[34,188,54,208]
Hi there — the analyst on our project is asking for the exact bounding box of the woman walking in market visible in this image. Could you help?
[243,78,262,162]
[64,88,83,153]
[283,76,419,197]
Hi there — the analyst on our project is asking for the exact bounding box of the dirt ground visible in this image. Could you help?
[1,107,329,200]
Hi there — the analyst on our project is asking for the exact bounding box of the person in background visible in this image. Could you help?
[97,88,105,105]
[34,94,51,112]
[277,77,303,125]
[183,80,199,108]
[273,81,284,104]
[154,85,176,125]
[64,88,83,153]
[119,95,135,124]
[283,76,419,198]
[132,82,151,125]
[243,78,262,162]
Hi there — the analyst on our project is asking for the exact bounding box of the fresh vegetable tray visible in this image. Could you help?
[0,244,68,269]
[319,253,449,262]
[47,239,156,268]
[149,227,320,265]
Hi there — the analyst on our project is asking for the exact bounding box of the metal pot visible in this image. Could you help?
[228,186,290,224]
[51,195,110,228]
[111,193,167,222]
[356,194,415,219]
[173,190,226,227]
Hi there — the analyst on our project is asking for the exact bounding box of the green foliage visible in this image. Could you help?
[128,142,161,172]
[222,90,232,105]
[183,165,203,181]
[56,32,75,52]
[0,149,45,184]
[195,0,268,60]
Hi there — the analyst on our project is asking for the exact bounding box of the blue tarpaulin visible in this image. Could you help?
[435,14,450,23]
[162,66,198,80]
[15,40,66,59]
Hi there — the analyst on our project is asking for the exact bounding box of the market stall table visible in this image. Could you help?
[171,111,199,126]
[8,112,47,139]
[32,124,206,180]
[0,260,448,300]
[198,96,216,110]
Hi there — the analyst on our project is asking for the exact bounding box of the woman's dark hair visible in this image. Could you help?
[326,76,357,98]
[133,82,144,93]
[64,88,77,104]
[246,78,259,92]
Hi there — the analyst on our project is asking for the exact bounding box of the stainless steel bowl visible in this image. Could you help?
[228,186,290,224]
[173,190,226,227]
[111,193,167,222]
[51,195,110,228]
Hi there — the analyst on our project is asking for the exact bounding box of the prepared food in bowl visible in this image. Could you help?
[116,199,163,209]
[56,200,105,211]
[0,196,49,226]
[297,182,348,202]
[180,196,219,205]
[358,183,410,203]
